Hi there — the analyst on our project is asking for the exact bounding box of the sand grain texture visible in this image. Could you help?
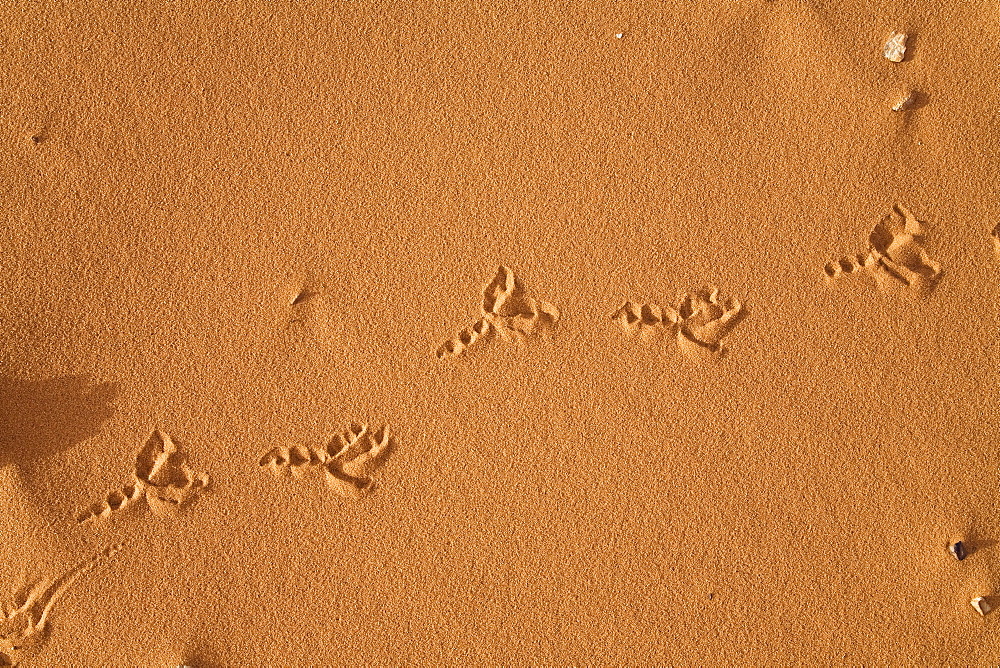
[2,0,999,665]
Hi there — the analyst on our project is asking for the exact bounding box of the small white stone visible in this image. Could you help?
[614,33,623,39]
[884,32,907,62]
[891,89,916,112]
[971,597,992,616]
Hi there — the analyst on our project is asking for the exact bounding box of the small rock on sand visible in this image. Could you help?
[884,32,907,62]
[891,89,916,112]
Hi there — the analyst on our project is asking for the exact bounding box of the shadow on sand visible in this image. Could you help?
[0,375,118,475]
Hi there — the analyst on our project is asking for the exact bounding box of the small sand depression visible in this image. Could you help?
[76,430,210,524]
[259,424,394,499]
[437,266,560,359]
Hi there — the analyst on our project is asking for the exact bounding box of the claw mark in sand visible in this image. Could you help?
[1,542,124,666]
[612,285,744,363]
[75,430,210,524]
[259,424,394,499]
[437,266,560,359]
[824,204,943,296]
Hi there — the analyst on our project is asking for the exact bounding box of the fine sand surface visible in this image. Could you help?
[2,1,999,665]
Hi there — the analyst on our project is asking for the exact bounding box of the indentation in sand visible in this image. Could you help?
[824,204,942,296]
[259,423,393,499]
[1,541,124,665]
[437,266,560,359]
[613,285,744,363]
[75,430,210,524]
[286,270,344,345]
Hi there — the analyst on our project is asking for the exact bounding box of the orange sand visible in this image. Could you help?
[2,0,999,665]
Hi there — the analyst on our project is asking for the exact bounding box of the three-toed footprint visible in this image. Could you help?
[258,424,393,499]
[75,430,210,524]
[825,204,943,296]
[612,286,744,363]
[437,266,560,359]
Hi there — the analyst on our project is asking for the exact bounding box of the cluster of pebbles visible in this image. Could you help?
[949,540,993,616]
[883,31,917,113]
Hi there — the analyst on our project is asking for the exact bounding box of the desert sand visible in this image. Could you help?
[2,0,999,665]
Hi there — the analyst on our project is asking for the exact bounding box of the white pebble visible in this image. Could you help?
[891,89,916,112]
[884,32,907,62]
[971,597,992,616]
[614,33,623,39]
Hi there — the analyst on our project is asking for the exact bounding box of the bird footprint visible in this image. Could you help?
[825,204,943,296]
[259,424,393,499]
[76,430,210,524]
[613,285,744,363]
[437,266,560,359]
